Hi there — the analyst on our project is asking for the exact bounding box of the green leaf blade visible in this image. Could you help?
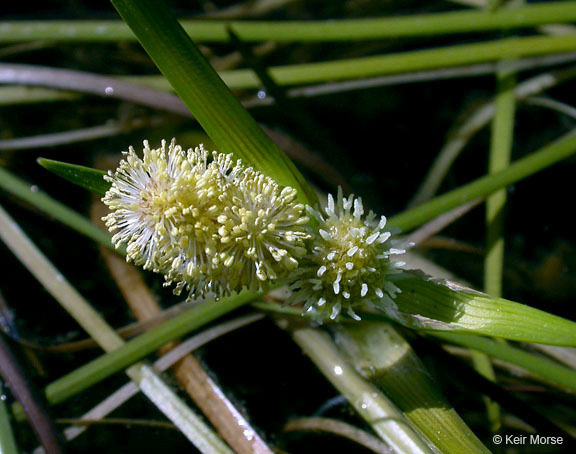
[0,165,113,249]
[4,3,576,43]
[37,158,109,197]
[390,130,576,231]
[430,332,576,393]
[394,275,576,346]
[110,0,316,206]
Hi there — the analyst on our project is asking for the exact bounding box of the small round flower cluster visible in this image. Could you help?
[103,139,310,298]
[290,188,406,320]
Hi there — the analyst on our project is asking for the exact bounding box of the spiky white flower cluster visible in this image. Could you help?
[290,188,406,320]
[103,139,310,298]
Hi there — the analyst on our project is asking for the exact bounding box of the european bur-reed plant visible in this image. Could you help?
[2,0,576,453]
[33,131,576,453]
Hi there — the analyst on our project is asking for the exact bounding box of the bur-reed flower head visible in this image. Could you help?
[102,139,310,299]
[290,188,406,321]
[213,167,310,291]
[103,139,224,273]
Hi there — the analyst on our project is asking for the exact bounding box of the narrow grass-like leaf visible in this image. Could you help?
[477,58,518,433]
[3,3,576,42]
[24,292,259,410]
[429,332,576,393]
[392,274,576,346]
[0,166,113,249]
[0,86,79,104]
[485,60,516,296]
[37,158,109,197]
[221,35,576,89]
[3,36,576,104]
[121,35,576,90]
[389,129,576,231]
[110,0,315,205]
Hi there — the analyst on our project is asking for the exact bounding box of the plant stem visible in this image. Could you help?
[0,332,63,454]
[335,322,490,453]
[291,328,435,454]
[255,301,576,392]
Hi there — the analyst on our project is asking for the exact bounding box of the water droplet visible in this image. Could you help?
[105,86,114,95]
[243,429,254,441]
[30,185,38,193]
[0,394,6,401]
[257,90,266,100]
[333,365,343,376]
